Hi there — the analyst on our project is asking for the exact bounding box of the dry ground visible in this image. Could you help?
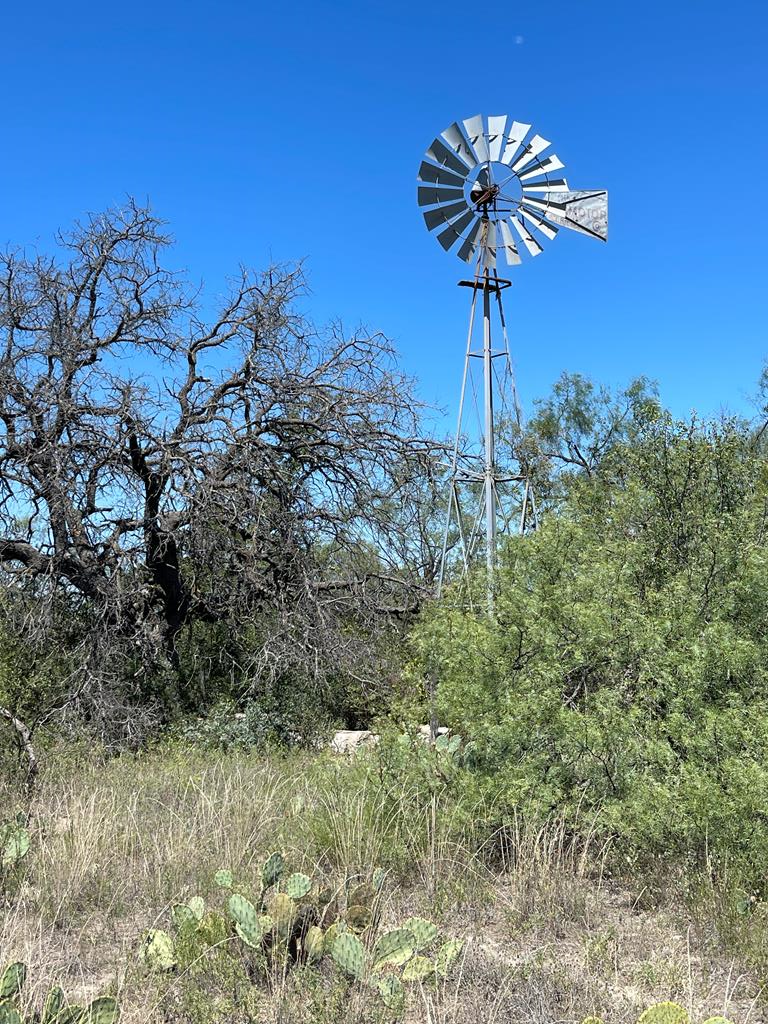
[1,747,765,1024]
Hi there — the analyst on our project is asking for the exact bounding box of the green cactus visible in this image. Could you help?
[323,921,347,952]
[41,986,64,1024]
[376,976,405,1013]
[348,882,376,907]
[171,904,198,932]
[331,933,366,980]
[402,955,434,982]
[269,893,296,937]
[371,929,415,971]
[213,869,233,889]
[197,912,229,947]
[402,917,437,951]
[434,938,463,977]
[1,824,30,871]
[701,1018,734,1024]
[372,867,386,892]
[637,1003,690,1024]
[258,914,274,933]
[0,1003,23,1024]
[0,964,25,1001]
[228,893,262,948]
[346,905,372,932]
[262,852,285,889]
[580,1017,605,1024]
[187,896,205,921]
[284,872,311,900]
[81,997,121,1024]
[304,925,325,963]
[57,1006,85,1024]
[140,928,177,970]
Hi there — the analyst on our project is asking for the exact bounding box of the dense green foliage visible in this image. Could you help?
[414,401,768,886]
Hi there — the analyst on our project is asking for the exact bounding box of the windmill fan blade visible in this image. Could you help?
[484,221,497,270]
[541,190,608,240]
[441,121,478,169]
[519,154,566,180]
[423,200,471,231]
[512,134,551,173]
[418,161,467,189]
[456,216,485,262]
[436,208,477,251]
[500,121,531,166]
[487,114,507,161]
[519,206,558,240]
[499,219,522,265]
[418,184,465,207]
[425,137,471,178]
[476,166,490,188]
[462,114,490,163]
[521,178,569,193]
[511,215,544,256]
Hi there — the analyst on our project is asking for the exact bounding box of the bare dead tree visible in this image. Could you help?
[0,201,441,739]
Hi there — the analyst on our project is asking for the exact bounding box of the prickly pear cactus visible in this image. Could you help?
[434,938,464,977]
[81,996,121,1024]
[402,916,437,951]
[372,867,386,892]
[262,852,285,889]
[323,921,347,952]
[140,928,177,970]
[637,1003,690,1024]
[41,986,65,1024]
[0,963,25,1001]
[213,869,233,889]
[348,882,376,907]
[269,893,296,936]
[580,1017,605,1024]
[371,928,415,971]
[376,975,405,1012]
[171,903,198,932]
[331,932,366,980]
[304,925,325,963]
[1,823,30,871]
[284,872,311,900]
[0,1002,23,1024]
[402,954,433,982]
[701,1018,734,1024]
[187,896,205,921]
[228,893,262,948]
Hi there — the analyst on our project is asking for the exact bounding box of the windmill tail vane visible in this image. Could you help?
[418,114,607,609]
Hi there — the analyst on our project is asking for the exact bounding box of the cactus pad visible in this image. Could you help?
[701,1019,734,1024]
[304,925,325,963]
[403,917,437,951]
[228,893,262,948]
[41,986,65,1024]
[82,997,121,1024]
[0,964,25,1001]
[187,896,205,921]
[171,903,198,932]
[285,872,311,900]
[349,883,376,907]
[376,975,405,1012]
[346,905,372,932]
[262,851,285,888]
[323,921,346,952]
[372,928,415,971]
[1,824,30,870]
[434,938,464,977]
[580,1017,605,1024]
[140,929,176,970]
[372,867,386,892]
[197,912,229,946]
[269,893,296,935]
[213,869,233,889]
[0,1003,23,1024]
[637,1004,690,1024]
[331,932,366,980]
[402,954,434,981]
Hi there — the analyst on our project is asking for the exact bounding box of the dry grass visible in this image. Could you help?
[1,745,765,1024]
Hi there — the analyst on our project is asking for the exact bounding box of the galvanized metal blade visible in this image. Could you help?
[520,178,570,193]
[462,114,490,163]
[511,215,544,256]
[436,208,477,251]
[456,216,485,262]
[441,121,478,169]
[423,199,471,231]
[500,121,531,166]
[417,184,466,207]
[425,137,471,178]
[418,160,467,189]
[487,114,507,161]
[511,134,551,173]
[499,219,522,265]
[519,206,558,240]
[518,153,566,180]
[539,190,608,240]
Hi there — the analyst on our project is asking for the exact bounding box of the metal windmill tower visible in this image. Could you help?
[418,114,608,609]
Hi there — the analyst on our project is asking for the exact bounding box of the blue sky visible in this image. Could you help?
[2,1,766,428]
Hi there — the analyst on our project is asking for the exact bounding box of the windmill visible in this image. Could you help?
[418,113,607,610]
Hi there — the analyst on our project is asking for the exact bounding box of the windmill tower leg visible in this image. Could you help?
[482,272,496,614]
